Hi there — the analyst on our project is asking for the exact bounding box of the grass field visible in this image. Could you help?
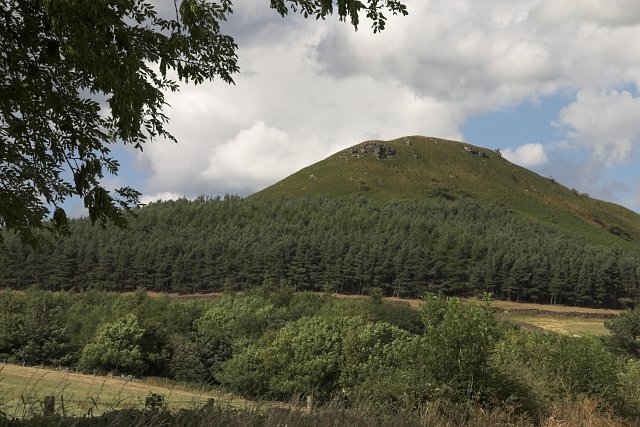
[505,314,611,336]
[0,364,253,417]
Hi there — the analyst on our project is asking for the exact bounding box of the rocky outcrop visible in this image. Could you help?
[345,142,397,159]
[464,146,487,158]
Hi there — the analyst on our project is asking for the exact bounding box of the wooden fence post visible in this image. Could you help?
[306,394,314,413]
[43,396,55,416]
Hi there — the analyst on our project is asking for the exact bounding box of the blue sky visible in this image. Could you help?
[68,0,640,215]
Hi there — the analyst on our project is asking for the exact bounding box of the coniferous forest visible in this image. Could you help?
[2,196,639,308]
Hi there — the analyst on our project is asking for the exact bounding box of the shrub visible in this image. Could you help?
[605,306,640,357]
[196,294,276,340]
[217,345,270,397]
[494,330,620,405]
[168,335,207,383]
[79,313,147,375]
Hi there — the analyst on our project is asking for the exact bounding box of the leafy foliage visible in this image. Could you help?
[605,306,640,357]
[79,313,148,375]
[1,288,640,422]
[0,0,407,244]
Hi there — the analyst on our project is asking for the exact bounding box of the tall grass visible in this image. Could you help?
[2,363,639,426]
[1,394,637,427]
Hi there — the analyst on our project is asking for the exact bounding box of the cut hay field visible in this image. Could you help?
[0,364,253,417]
[505,314,611,336]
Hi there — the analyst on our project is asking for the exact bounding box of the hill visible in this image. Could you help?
[255,136,640,250]
[2,137,640,307]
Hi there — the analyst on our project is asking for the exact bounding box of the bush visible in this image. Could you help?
[168,335,207,383]
[196,294,276,340]
[195,330,233,383]
[217,345,270,397]
[79,313,147,375]
[419,295,499,399]
[13,290,73,366]
[493,330,620,405]
[605,306,640,357]
[259,316,363,399]
[617,358,640,417]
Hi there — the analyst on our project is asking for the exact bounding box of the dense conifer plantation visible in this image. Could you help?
[1,196,639,308]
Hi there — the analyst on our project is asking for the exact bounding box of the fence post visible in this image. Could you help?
[306,394,314,413]
[43,396,55,416]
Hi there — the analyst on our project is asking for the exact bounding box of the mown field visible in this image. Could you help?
[467,298,620,336]
[0,364,253,417]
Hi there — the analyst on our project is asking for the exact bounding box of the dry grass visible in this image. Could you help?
[541,397,634,427]
[1,364,635,425]
[463,298,622,316]
[506,314,610,336]
[5,397,635,427]
[0,363,252,417]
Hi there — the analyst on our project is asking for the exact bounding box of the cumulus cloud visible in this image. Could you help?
[502,143,549,167]
[129,0,640,207]
[532,0,640,27]
[200,121,326,193]
[139,192,185,205]
[557,90,640,164]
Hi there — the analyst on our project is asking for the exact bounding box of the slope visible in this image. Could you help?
[254,136,640,251]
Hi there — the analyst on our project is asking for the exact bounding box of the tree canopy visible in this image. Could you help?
[3,196,639,308]
[0,0,408,244]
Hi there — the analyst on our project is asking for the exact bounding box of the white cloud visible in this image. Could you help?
[130,0,640,206]
[139,192,184,205]
[532,0,640,27]
[502,143,549,167]
[200,121,326,193]
[557,90,640,164]
[138,15,463,196]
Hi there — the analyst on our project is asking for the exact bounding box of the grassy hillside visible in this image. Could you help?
[255,136,640,250]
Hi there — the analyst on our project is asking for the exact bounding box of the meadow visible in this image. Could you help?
[0,364,250,417]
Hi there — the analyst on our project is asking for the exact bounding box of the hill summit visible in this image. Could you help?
[254,136,640,250]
